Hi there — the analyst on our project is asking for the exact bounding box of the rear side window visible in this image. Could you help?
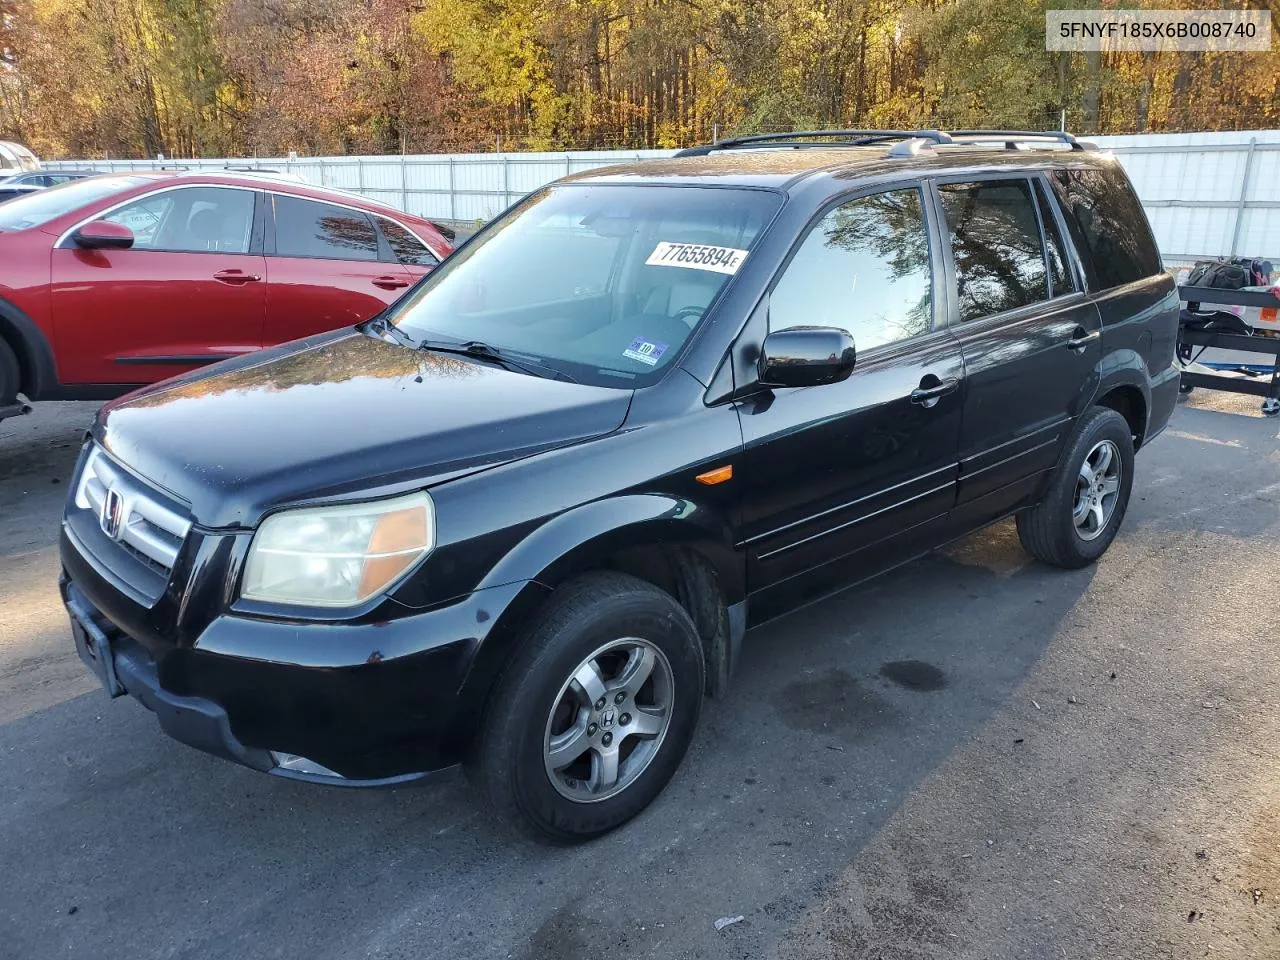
[1049,166,1161,290]
[274,195,379,260]
[377,217,437,266]
[938,179,1049,322]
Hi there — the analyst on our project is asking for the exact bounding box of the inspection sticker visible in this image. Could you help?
[645,241,749,275]
[623,337,669,366]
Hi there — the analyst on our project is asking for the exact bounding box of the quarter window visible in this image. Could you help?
[770,187,933,350]
[378,216,437,266]
[939,179,1049,322]
[1049,167,1162,291]
[104,187,255,253]
[274,195,379,260]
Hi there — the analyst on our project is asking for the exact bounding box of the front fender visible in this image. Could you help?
[0,294,58,398]
[477,492,745,607]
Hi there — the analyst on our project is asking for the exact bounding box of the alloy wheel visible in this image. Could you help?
[1073,439,1122,541]
[542,638,675,802]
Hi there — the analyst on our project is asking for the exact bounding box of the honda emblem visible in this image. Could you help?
[100,487,125,540]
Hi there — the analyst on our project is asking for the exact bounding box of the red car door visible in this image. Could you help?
[263,194,415,344]
[50,185,267,385]
[372,214,442,284]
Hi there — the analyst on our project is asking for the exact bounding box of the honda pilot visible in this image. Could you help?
[60,130,1180,842]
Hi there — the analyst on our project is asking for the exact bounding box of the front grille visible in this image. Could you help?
[69,446,192,601]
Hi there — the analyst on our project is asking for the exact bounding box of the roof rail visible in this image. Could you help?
[948,130,1094,151]
[673,128,1096,158]
[674,129,953,157]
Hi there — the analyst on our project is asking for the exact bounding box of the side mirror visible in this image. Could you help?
[73,220,134,250]
[758,326,856,389]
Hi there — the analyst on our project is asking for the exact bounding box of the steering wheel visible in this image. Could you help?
[673,305,705,324]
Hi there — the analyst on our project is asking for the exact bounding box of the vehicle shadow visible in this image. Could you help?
[0,519,1094,960]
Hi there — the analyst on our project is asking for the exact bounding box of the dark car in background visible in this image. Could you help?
[58,130,1179,843]
[0,170,453,423]
[0,170,104,203]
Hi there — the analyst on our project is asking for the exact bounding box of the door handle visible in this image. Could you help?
[910,377,960,407]
[373,275,411,290]
[1066,328,1100,351]
[213,269,261,284]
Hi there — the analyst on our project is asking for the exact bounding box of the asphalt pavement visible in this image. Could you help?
[1,393,1278,960]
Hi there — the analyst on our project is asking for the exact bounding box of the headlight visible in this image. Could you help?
[241,491,434,607]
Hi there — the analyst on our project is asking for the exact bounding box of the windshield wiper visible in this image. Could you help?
[417,337,579,384]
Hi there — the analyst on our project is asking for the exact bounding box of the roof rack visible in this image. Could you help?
[674,128,1095,158]
[674,130,954,157]
[948,130,1093,151]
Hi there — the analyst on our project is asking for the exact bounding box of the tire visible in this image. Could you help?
[0,338,18,406]
[469,571,705,844]
[1016,406,1135,570]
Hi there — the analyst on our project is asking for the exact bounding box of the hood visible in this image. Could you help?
[96,331,632,527]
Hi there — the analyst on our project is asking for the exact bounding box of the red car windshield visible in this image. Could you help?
[0,175,148,232]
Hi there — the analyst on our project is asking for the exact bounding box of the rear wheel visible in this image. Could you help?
[1016,406,1134,569]
[469,572,704,843]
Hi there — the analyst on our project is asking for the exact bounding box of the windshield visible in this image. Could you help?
[390,184,781,387]
[0,175,148,232]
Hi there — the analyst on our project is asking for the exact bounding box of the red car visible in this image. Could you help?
[0,170,453,422]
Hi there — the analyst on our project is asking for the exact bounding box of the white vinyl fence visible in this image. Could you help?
[45,131,1280,265]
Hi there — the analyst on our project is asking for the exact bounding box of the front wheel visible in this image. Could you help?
[469,572,705,843]
[0,339,19,408]
[1016,406,1135,569]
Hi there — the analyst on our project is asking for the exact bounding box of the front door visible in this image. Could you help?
[734,184,965,618]
[51,185,267,385]
[933,176,1102,522]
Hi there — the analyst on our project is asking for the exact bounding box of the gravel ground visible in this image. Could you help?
[1,392,1278,960]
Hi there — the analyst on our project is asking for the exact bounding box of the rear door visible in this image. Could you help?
[263,194,415,344]
[933,175,1101,524]
[50,185,267,385]
[373,215,441,285]
[734,183,965,612]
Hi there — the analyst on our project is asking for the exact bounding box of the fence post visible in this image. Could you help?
[357,156,365,194]
[448,157,456,222]
[401,153,408,211]
[502,153,510,207]
[1229,136,1257,257]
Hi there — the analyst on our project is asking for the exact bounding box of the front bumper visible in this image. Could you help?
[60,555,541,786]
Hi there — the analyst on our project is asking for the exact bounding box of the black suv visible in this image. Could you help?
[60,130,1179,842]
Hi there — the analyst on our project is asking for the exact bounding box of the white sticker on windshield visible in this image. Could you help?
[645,241,749,275]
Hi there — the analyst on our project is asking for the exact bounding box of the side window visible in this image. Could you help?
[769,187,933,350]
[377,217,437,266]
[1035,181,1076,296]
[105,194,173,249]
[274,195,379,260]
[103,187,254,253]
[938,179,1049,322]
[1049,166,1162,291]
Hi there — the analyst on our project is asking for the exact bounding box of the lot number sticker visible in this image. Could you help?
[646,241,749,275]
